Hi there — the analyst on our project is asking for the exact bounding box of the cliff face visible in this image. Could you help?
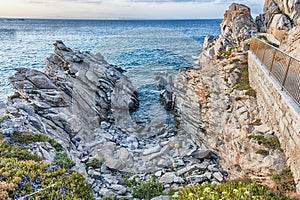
[172,3,287,182]
[256,0,300,32]
[256,0,300,58]
[200,3,257,63]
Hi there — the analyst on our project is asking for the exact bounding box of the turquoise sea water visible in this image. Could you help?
[0,19,221,126]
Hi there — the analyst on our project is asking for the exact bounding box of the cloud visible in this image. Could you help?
[131,0,213,2]
[27,0,102,4]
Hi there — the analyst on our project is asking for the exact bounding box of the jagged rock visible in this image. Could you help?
[256,0,300,32]
[280,25,300,58]
[201,3,257,58]
[203,35,215,51]
[105,158,126,171]
[269,14,293,31]
[29,142,56,162]
[191,149,215,159]
[160,89,174,110]
[143,145,162,156]
[159,172,176,184]
[213,172,224,182]
[169,2,288,186]
[109,184,127,195]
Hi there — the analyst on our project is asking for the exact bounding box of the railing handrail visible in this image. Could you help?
[254,37,300,63]
[250,37,300,107]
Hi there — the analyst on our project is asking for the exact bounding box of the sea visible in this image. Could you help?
[0,19,221,127]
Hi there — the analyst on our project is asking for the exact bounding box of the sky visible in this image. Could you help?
[0,0,264,19]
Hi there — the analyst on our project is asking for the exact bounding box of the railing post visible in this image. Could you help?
[282,57,292,90]
[255,38,260,55]
[269,50,277,75]
[262,43,267,63]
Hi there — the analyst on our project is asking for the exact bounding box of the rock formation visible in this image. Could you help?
[256,0,300,33]
[2,41,227,199]
[171,3,287,184]
[200,3,257,63]
[256,0,300,59]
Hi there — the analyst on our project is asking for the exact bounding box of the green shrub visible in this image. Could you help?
[124,176,164,200]
[11,132,63,152]
[256,149,269,156]
[0,139,41,161]
[54,152,75,169]
[175,180,291,200]
[0,138,93,199]
[0,115,9,123]
[248,135,282,151]
[87,158,104,169]
[272,168,296,193]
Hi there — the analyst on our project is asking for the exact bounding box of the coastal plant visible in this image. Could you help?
[54,151,75,169]
[87,158,104,169]
[256,149,269,156]
[0,115,9,123]
[123,176,164,200]
[230,56,256,98]
[175,179,292,200]
[0,137,93,199]
[272,168,296,193]
[0,139,41,161]
[248,134,282,151]
[11,132,63,152]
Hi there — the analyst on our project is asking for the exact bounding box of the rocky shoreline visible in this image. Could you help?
[0,41,227,199]
[1,0,300,199]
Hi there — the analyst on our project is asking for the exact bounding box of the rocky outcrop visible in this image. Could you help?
[256,0,300,33]
[2,41,228,199]
[171,3,287,183]
[280,25,300,58]
[8,41,138,149]
[200,3,257,61]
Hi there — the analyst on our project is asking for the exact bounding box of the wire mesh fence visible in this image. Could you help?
[250,37,300,106]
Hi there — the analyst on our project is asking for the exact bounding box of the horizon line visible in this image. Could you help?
[0,17,223,21]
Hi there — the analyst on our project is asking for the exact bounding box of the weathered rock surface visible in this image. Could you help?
[170,2,287,184]
[2,41,227,199]
[280,25,300,58]
[256,0,300,33]
[200,3,257,61]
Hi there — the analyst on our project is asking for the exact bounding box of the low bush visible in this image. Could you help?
[175,180,291,200]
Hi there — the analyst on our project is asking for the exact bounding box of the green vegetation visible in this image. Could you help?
[248,135,282,151]
[54,152,75,169]
[8,92,20,100]
[258,35,268,41]
[257,35,279,48]
[0,139,41,161]
[11,132,63,152]
[0,115,9,123]
[175,180,291,200]
[221,46,239,58]
[0,137,93,199]
[123,176,164,200]
[272,168,296,193]
[87,158,104,169]
[256,149,269,156]
[249,118,262,126]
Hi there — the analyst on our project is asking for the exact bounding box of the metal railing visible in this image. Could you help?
[250,37,300,107]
